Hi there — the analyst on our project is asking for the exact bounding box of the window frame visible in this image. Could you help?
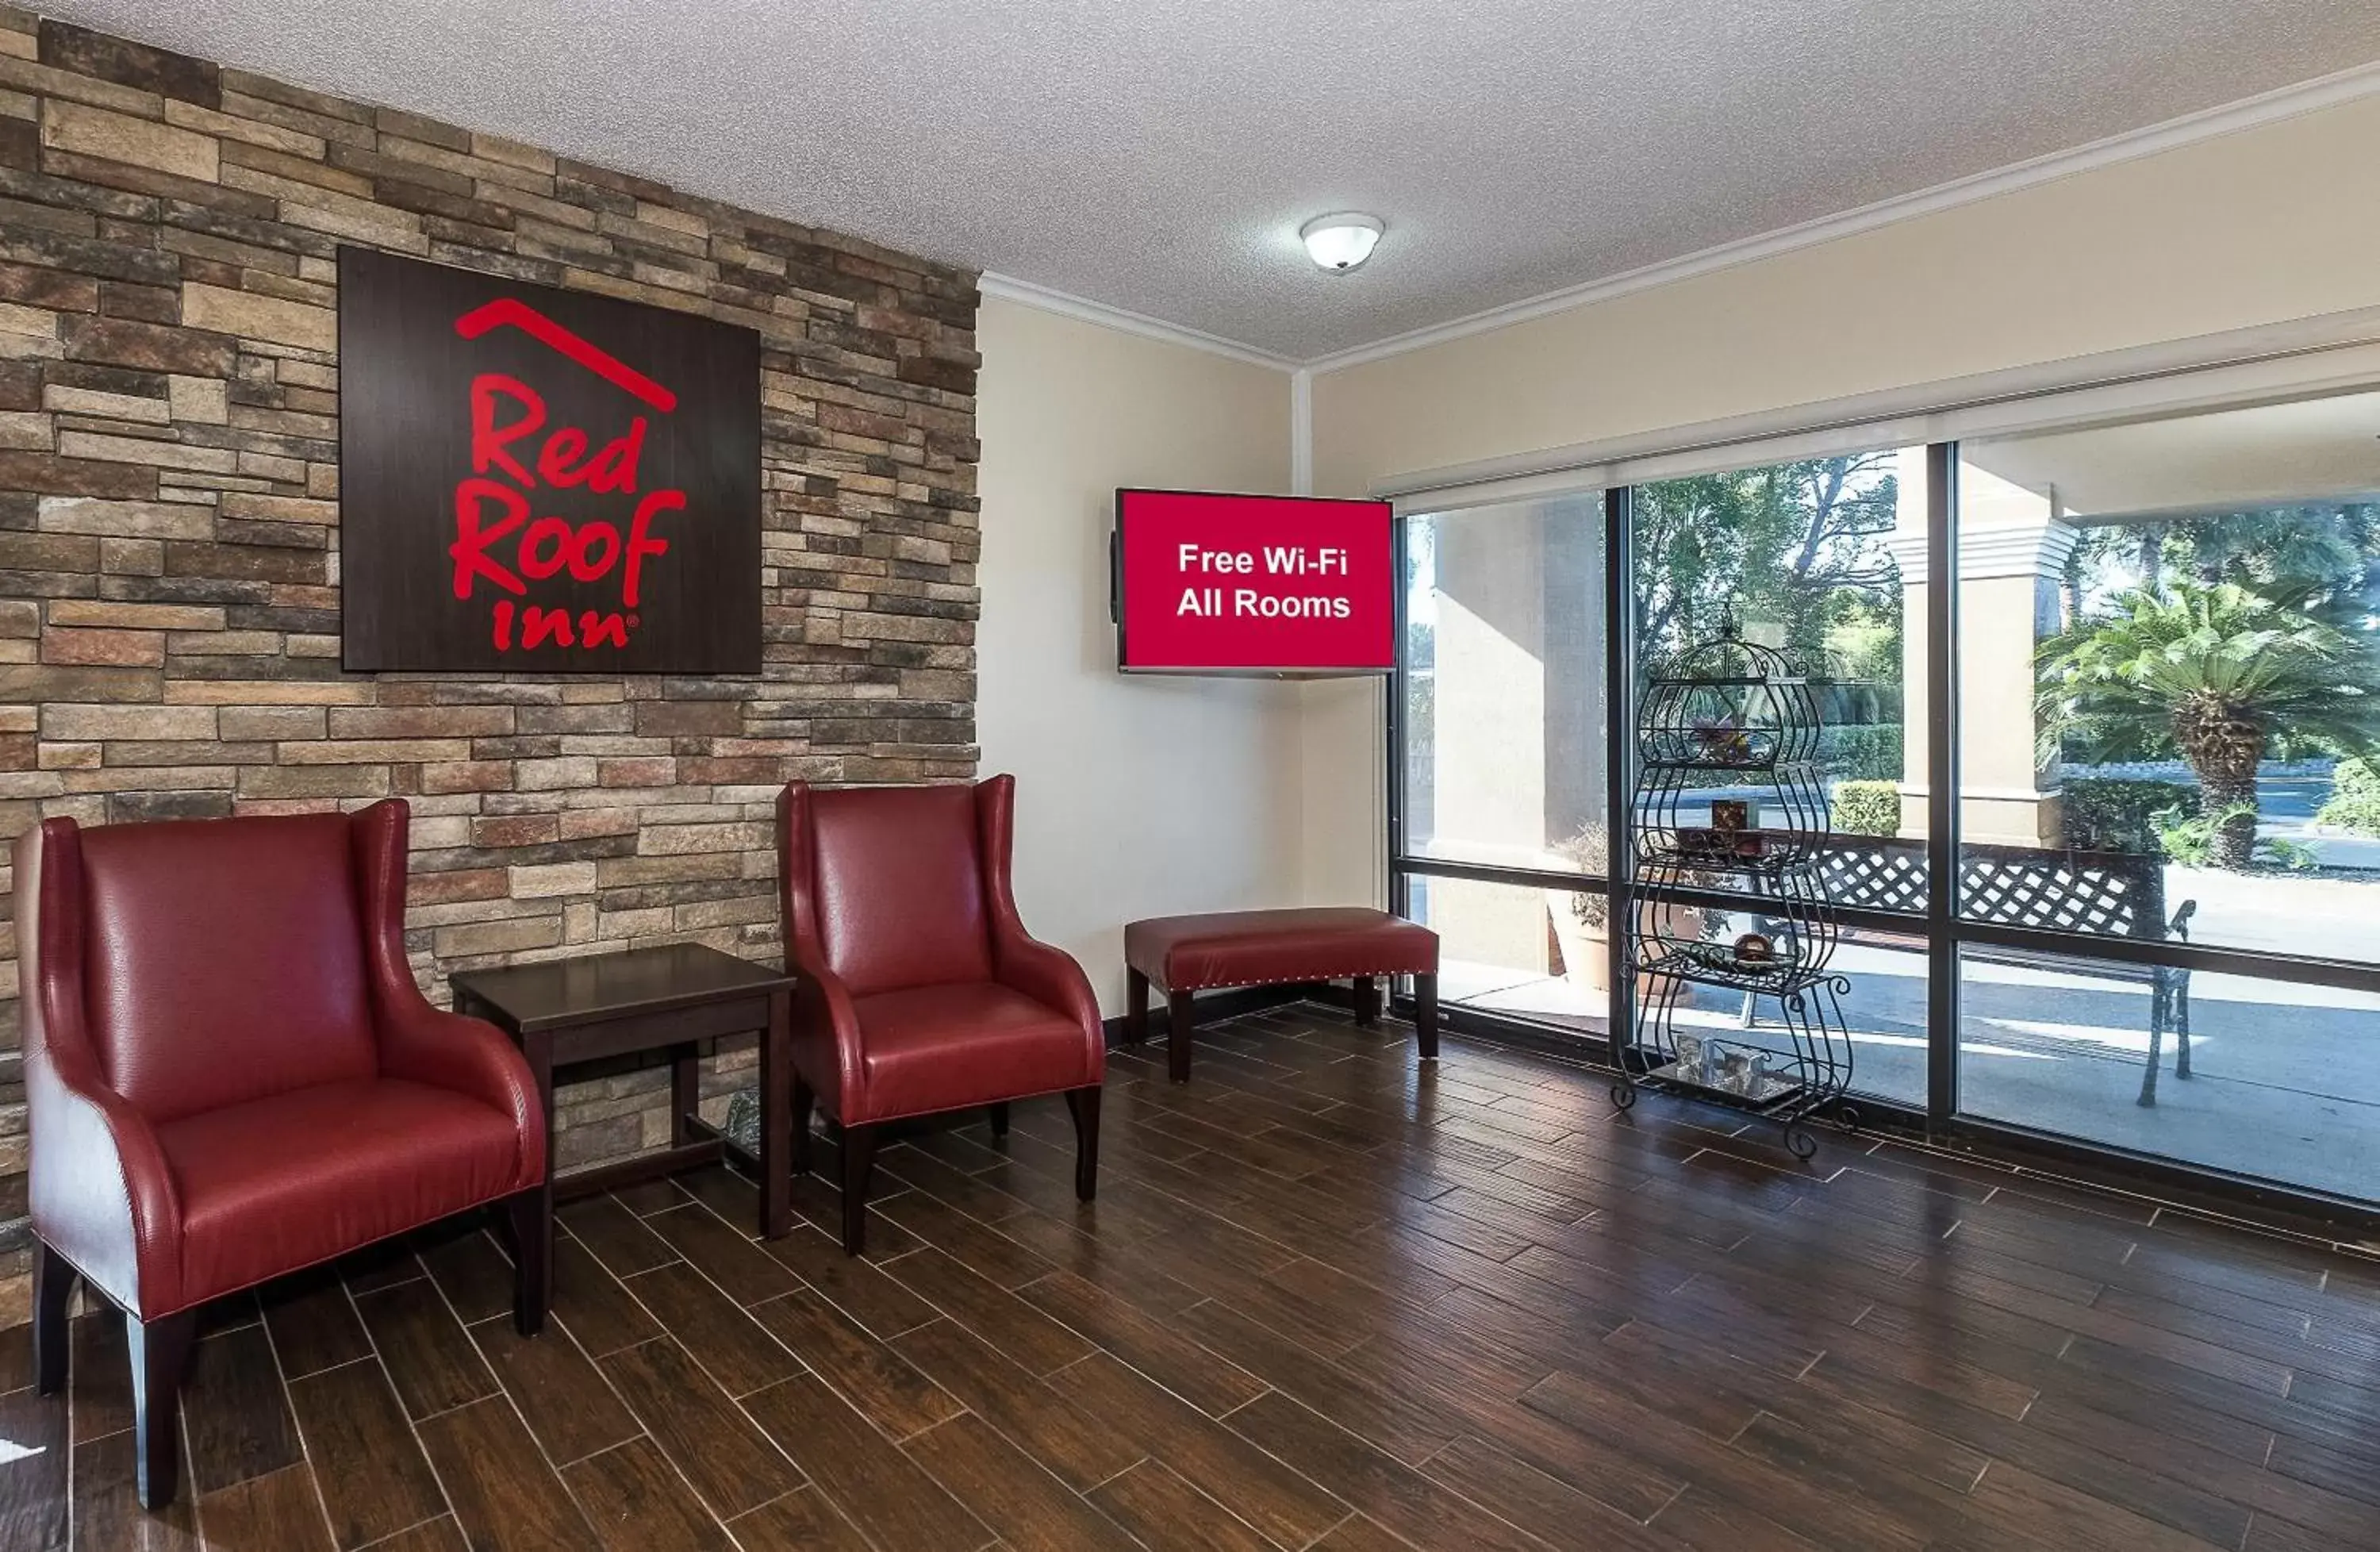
[1384,367,2380,1233]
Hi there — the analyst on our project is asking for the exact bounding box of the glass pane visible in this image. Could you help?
[1645,901,1929,1108]
[1403,872,1608,1036]
[1957,393,2380,964]
[1401,493,1608,874]
[1399,869,1929,1104]
[1630,447,1926,916]
[1960,946,2380,1199]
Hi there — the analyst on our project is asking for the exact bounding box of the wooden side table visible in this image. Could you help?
[450,943,797,1246]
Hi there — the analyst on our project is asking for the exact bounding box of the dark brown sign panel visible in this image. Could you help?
[338,248,762,672]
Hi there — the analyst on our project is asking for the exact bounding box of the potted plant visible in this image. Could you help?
[1545,822,1613,993]
[1543,821,1705,997]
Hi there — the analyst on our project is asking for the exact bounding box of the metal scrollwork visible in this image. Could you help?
[1611,628,1858,1159]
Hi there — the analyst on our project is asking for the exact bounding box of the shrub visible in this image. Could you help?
[1831,780,1900,836]
[2263,836,2319,872]
[1818,724,1903,782]
[1552,821,1608,928]
[2061,778,2186,854]
[2317,757,2380,836]
[2151,799,2309,870]
[2151,801,2244,866]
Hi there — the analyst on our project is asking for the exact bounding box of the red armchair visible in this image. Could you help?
[17,800,548,1510]
[777,775,1104,1254]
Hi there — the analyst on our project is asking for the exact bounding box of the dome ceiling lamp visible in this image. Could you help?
[1300,212,1384,274]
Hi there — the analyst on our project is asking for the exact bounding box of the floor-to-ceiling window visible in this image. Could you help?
[1628,447,1931,1109]
[1952,393,2380,1202]
[1389,378,2380,1218]
[1397,492,1613,1028]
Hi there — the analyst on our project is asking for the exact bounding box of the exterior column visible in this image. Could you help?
[1884,451,2079,848]
[1424,497,1606,974]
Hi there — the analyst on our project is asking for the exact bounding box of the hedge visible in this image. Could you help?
[1818,724,1902,782]
[2060,777,2187,854]
[1831,780,1900,836]
[2317,757,2380,836]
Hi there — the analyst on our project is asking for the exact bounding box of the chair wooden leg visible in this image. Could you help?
[129,1308,196,1511]
[792,1075,816,1174]
[504,1185,549,1337]
[1064,1085,1101,1202]
[1354,975,1380,1027]
[840,1122,879,1256]
[1167,989,1196,1083]
[1415,973,1440,1061]
[33,1239,73,1396]
[1126,969,1150,1045]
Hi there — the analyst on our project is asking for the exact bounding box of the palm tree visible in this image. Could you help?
[2036,578,2380,870]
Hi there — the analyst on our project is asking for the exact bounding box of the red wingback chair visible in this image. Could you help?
[17,800,548,1510]
[777,775,1104,1254]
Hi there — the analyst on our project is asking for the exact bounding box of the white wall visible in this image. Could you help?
[975,297,1298,1014]
[1303,90,2380,910]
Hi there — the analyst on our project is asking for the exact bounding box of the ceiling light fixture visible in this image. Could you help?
[1300,212,1384,274]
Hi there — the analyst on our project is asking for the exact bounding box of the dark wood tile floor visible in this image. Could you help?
[6,1003,2380,1550]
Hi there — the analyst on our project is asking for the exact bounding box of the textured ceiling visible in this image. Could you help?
[46,1,2380,360]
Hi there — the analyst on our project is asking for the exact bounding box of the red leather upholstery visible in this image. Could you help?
[810,785,994,996]
[17,801,546,1320]
[1126,907,1439,992]
[161,1078,526,1308]
[850,984,1092,1119]
[81,813,378,1124]
[777,776,1103,1125]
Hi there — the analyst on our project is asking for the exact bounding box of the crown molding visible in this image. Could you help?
[1302,58,2380,375]
[976,271,1297,371]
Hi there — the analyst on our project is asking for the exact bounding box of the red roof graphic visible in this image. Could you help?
[454,298,678,413]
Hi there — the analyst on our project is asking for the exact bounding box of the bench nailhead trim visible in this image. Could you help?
[1147,966,1434,993]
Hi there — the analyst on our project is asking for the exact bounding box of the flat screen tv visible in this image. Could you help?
[1112,488,1395,675]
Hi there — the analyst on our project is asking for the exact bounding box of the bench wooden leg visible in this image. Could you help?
[1354,975,1380,1027]
[1126,968,1150,1045]
[1415,972,1439,1061]
[1167,989,1195,1083]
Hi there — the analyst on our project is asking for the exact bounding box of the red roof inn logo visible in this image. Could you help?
[450,298,679,654]
[339,248,761,674]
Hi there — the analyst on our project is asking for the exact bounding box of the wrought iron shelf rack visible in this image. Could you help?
[1610,629,1860,1159]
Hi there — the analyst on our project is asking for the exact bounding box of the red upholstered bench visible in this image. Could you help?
[1123,908,1439,1081]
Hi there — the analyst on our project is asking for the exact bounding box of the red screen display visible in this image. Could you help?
[1116,489,1394,674]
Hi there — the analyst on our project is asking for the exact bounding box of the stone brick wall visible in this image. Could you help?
[0,13,982,1322]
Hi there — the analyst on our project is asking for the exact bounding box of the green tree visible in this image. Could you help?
[2175,503,2380,601]
[1633,454,1902,674]
[2035,578,2380,869]
[2060,501,2380,620]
